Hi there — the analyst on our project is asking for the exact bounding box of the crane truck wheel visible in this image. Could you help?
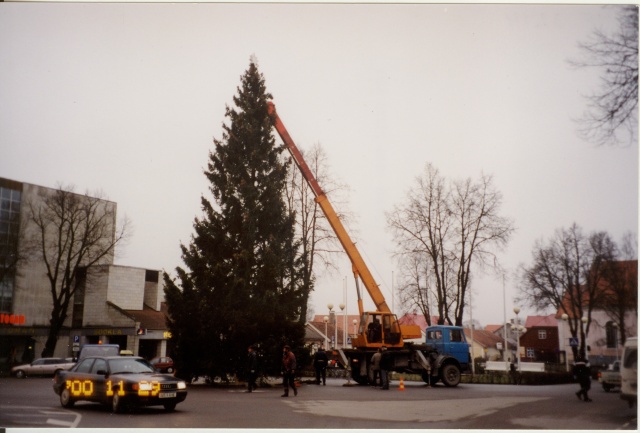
[440,364,461,387]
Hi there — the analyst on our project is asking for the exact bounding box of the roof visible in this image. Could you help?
[125,303,168,330]
[555,260,637,318]
[525,314,557,328]
[485,324,503,333]
[398,313,441,330]
[465,329,503,348]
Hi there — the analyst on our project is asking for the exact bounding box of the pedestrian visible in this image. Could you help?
[370,348,382,387]
[509,358,518,384]
[246,345,258,393]
[573,356,592,402]
[313,348,328,385]
[379,346,392,390]
[281,345,297,397]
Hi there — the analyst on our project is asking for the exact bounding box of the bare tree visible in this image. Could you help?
[388,163,514,326]
[26,186,129,357]
[518,224,618,358]
[599,231,638,345]
[571,6,638,146]
[283,143,352,322]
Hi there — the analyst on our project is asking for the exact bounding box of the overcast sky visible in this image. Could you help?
[1,3,637,327]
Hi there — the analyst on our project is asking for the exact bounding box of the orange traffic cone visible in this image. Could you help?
[398,376,405,391]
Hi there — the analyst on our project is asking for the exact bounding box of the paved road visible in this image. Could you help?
[0,376,636,429]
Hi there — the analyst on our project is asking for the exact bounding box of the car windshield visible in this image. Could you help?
[108,358,155,374]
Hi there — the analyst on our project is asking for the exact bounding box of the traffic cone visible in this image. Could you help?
[398,376,405,391]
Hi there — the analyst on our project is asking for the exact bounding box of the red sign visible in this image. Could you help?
[0,314,25,325]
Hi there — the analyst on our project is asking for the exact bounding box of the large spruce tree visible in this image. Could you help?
[164,61,306,381]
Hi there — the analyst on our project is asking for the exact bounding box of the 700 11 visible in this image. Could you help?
[65,380,125,397]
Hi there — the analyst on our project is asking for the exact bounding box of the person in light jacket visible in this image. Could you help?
[370,348,382,387]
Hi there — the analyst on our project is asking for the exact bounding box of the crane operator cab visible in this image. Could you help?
[361,312,402,347]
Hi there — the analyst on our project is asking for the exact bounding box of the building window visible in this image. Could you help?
[538,330,547,340]
[526,348,535,358]
[0,184,21,313]
[605,321,619,348]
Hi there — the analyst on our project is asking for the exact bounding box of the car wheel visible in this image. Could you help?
[15,370,26,379]
[603,384,613,392]
[60,388,75,408]
[163,402,177,412]
[112,392,125,413]
[167,367,174,373]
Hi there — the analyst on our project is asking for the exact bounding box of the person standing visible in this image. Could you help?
[370,348,382,387]
[573,356,592,402]
[281,345,298,397]
[246,345,258,393]
[379,346,392,390]
[313,348,328,385]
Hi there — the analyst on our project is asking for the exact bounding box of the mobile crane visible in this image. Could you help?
[268,102,469,386]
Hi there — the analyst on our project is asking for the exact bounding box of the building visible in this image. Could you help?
[519,315,559,364]
[0,177,170,367]
[556,260,637,368]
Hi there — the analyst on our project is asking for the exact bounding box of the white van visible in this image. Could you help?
[620,337,637,407]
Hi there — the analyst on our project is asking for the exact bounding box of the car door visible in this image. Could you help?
[89,358,110,403]
[30,359,46,376]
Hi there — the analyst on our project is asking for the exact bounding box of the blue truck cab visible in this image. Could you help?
[424,325,471,376]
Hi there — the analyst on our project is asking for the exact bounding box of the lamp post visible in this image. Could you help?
[323,316,329,350]
[561,313,569,372]
[581,316,589,360]
[613,322,620,364]
[513,307,521,372]
[352,319,358,342]
[328,303,336,349]
[340,303,346,349]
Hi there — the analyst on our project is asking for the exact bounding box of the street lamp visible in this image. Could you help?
[561,313,569,372]
[323,316,329,350]
[328,303,335,349]
[581,316,589,360]
[613,322,620,364]
[513,307,521,372]
[339,303,346,349]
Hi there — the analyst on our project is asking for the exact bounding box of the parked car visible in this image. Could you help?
[621,337,637,407]
[11,358,75,378]
[52,356,187,412]
[150,356,174,373]
[598,360,621,391]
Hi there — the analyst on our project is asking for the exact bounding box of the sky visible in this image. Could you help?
[1,2,637,328]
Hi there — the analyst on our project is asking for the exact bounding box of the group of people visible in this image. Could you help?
[245,344,299,397]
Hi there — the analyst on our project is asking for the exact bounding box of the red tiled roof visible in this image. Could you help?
[525,314,557,328]
[485,324,503,333]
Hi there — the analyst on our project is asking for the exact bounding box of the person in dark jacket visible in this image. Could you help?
[313,348,328,385]
[379,346,392,390]
[573,356,592,402]
[281,345,298,397]
[246,345,258,393]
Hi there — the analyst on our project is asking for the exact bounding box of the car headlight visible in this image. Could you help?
[177,381,187,390]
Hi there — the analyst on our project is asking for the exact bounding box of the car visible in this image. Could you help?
[52,356,187,412]
[150,356,174,373]
[598,360,621,391]
[77,344,120,360]
[11,358,75,379]
[620,337,637,408]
